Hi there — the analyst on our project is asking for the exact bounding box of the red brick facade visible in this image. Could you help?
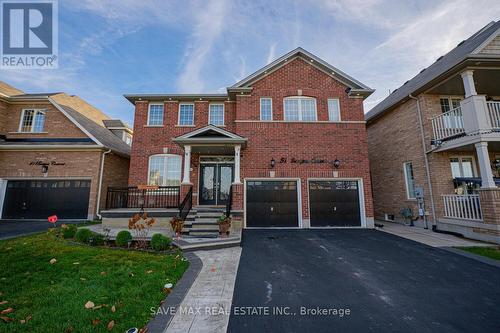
[129,56,374,227]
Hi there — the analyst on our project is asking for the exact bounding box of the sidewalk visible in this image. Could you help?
[376,220,493,247]
[165,247,241,333]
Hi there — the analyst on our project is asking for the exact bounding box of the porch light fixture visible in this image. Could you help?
[333,159,341,169]
[41,165,49,174]
[270,158,276,168]
[492,158,500,170]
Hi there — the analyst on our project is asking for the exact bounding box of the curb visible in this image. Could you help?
[146,252,203,333]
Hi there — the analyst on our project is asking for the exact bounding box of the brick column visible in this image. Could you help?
[231,183,243,211]
[180,184,193,203]
[479,188,500,225]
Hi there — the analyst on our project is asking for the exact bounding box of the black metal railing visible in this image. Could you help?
[105,186,180,209]
[226,184,233,218]
[178,186,193,221]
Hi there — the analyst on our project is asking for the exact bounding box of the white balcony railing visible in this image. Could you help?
[442,194,483,222]
[487,101,500,129]
[431,107,465,141]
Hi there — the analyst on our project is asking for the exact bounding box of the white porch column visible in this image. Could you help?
[182,145,191,184]
[475,142,496,188]
[460,70,477,98]
[233,145,241,184]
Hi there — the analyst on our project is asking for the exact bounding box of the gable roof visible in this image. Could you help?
[230,47,374,98]
[0,81,24,97]
[173,125,247,146]
[366,20,500,122]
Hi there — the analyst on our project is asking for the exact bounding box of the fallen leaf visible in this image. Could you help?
[85,301,95,309]
[164,283,173,289]
[92,304,105,310]
[0,316,13,323]
[64,326,74,333]
[146,270,153,274]
[128,272,134,277]
[20,319,26,324]
[0,308,14,315]
[80,277,87,281]
[92,319,101,326]
[100,271,107,276]
[107,320,115,331]
[49,258,57,264]
[0,301,7,305]
[111,305,116,313]
[73,262,80,265]
[25,315,32,322]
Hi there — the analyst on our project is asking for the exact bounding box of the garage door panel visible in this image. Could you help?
[246,181,298,228]
[309,180,361,227]
[2,180,91,219]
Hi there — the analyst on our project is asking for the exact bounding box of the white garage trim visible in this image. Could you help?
[306,178,366,228]
[243,178,302,229]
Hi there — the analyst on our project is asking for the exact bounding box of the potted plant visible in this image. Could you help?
[170,216,184,239]
[217,215,231,237]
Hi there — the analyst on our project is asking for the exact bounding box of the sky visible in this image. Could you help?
[1,0,500,126]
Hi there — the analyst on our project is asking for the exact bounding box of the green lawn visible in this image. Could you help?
[459,246,500,261]
[0,232,188,332]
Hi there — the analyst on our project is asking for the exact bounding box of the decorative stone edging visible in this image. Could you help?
[146,252,203,333]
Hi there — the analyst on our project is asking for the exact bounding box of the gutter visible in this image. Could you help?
[96,149,112,220]
[409,94,436,226]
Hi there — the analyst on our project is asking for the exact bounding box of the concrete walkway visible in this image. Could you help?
[165,247,241,333]
[376,220,493,247]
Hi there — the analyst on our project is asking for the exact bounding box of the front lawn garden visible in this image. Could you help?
[458,246,500,261]
[0,231,188,332]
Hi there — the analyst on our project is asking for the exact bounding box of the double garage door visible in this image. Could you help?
[246,180,361,228]
[2,180,91,219]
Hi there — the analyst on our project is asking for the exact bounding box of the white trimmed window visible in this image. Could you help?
[283,97,317,121]
[260,98,272,121]
[450,157,475,178]
[19,109,46,132]
[327,98,341,121]
[147,103,164,126]
[148,154,182,186]
[209,104,224,125]
[403,162,416,199]
[179,104,194,126]
[439,97,461,113]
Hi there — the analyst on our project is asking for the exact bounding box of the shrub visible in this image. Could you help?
[75,228,93,243]
[151,233,171,251]
[89,232,105,246]
[62,224,78,239]
[116,230,133,247]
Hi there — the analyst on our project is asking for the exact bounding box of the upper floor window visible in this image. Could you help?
[450,157,475,178]
[440,97,461,113]
[179,103,194,126]
[147,103,164,126]
[283,97,317,121]
[260,98,273,121]
[327,98,341,121]
[403,161,416,199]
[209,104,224,126]
[148,154,182,186]
[19,109,46,132]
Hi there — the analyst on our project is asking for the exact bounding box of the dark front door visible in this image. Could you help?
[2,179,91,219]
[199,164,233,205]
[309,180,361,227]
[246,180,299,227]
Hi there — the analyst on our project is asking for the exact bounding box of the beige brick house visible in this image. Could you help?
[0,81,132,220]
[366,21,500,244]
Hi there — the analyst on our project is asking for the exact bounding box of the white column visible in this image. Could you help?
[233,145,241,184]
[182,145,191,184]
[475,142,496,188]
[460,70,477,98]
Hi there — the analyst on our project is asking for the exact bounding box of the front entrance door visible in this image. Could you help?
[200,164,233,205]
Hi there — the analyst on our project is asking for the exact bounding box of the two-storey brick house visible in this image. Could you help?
[0,81,132,221]
[366,21,500,244]
[123,48,374,233]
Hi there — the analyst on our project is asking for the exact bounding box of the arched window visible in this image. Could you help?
[283,97,317,121]
[148,154,182,186]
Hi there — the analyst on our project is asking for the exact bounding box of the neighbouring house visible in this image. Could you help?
[105,47,374,235]
[0,81,132,220]
[366,21,500,244]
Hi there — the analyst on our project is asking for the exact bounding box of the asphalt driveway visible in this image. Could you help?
[0,219,84,240]
[227,229,500,333]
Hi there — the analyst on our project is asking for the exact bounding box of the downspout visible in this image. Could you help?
[96,149,112,220]
[409,94,437,226]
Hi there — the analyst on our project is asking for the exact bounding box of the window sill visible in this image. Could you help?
[144,125,163,128]
[9,131,48,134]
[209,124,225,127]
[175,125,196,127]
